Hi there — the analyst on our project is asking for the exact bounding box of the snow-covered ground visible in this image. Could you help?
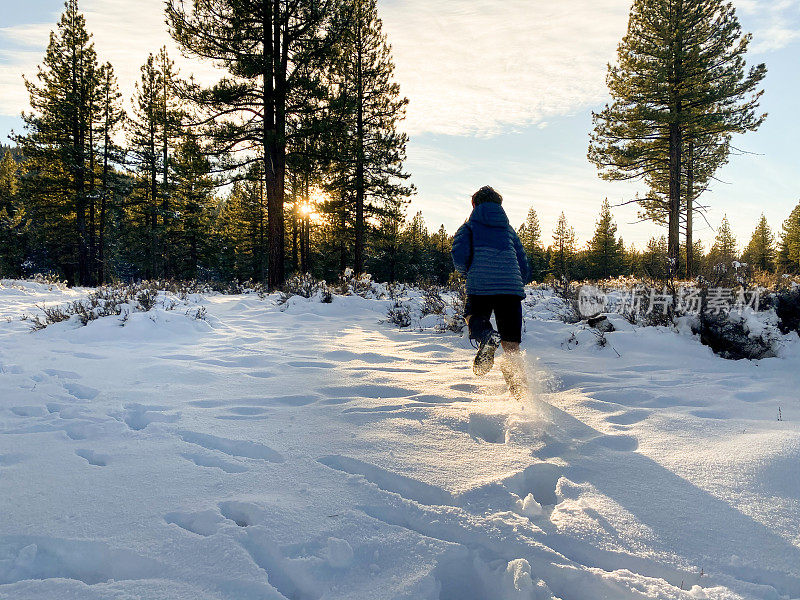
[1,280,799,600]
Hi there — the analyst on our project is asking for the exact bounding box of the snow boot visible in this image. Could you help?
[473,330,502,376]
[501,353,528,400]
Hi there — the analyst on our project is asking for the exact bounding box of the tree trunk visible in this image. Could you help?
[98,88,110,285]
[73,38,89,286]
[162,67,170,279]
[353,2,365,275]
[339,190,347,273]
[291,174,298,272]
[88,118,96,286]
[150,127,158,279]
[259,171,267,283]
[667,2,683,276]
[686,138,694,278]
[263,0,286,291]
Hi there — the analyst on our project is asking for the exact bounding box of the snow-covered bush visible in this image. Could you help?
[420,284,446,316]
[548,282,582,323]
[692,309,780,360]
[766,287,800,334]
[281,273,330,301]
[335,269,388,299]
[386,300,412,327]
[30,272,69,289]
[384,285,465,334]
[25,282,171,330]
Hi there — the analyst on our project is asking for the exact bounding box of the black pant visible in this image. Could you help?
[465,294,523,343]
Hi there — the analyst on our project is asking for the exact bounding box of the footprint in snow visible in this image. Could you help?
[64,382,100,400]
[122,404,179,431]
[165,509,225,536]
[11,406,47,417]
[179,431,284,463]
[218,500,267,527]
[75,449,109,466]
[604,409,650,425]
[42,369,82,379]
[180,452,248,473]
[503,462,562,507]
[468,413,508,444]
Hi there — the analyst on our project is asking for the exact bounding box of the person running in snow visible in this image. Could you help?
[451,186,529,396]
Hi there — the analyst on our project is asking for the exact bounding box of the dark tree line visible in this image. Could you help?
[2,0,412,288]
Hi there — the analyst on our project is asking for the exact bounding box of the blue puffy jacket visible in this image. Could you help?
[451,202,529,297]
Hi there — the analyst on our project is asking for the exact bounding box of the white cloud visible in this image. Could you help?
[3,0,794,134]
[735,0,800,53]
[0,0,220,120]
[380,0,630,136]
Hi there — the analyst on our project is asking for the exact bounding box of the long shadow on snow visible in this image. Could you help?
[533,397,800,597]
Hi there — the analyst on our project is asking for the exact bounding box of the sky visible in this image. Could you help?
[1,0,799,250]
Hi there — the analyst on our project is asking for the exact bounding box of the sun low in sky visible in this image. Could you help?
[1,0,798,248]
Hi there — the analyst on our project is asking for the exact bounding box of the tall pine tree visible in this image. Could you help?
[94,62,125,283]
[15,0,101,284]
[329,0,413,274]
[167,0,338,289]
[0,151,26,276]
[589,0,766,270]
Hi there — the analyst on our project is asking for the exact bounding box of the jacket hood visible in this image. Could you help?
[470,202,509,228]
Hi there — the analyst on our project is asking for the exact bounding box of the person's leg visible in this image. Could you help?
[468,295,501,376]
[495,296,526,398]
[465,295,494,342]
[494,296,523,348]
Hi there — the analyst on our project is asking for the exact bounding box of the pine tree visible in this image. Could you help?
[518,207,547,281]
[625,243,643,277]
[586,199,625,280]
[127,49,182,279]
[329,0,413,274]
[368,212,402,282]
[0,152,18,218]
[742,214,775,273]
[95,62,125,283]
[430,224,451,284]
[14,0,101,284]
[155,47,183,276]
[167,0,338,289]
[644,133,730,276]
[214,171,268,282]
[550,212,576,281]
[170,137,216,279]
[589,0,766,269]
[401,211,429,282]
[0,151,26,276]
[642,236,669,280]
[129,53,163,279]
[778,202,800,274]
[706,215,738,269]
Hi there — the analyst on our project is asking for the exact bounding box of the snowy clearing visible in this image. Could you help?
[1,280,799,600]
